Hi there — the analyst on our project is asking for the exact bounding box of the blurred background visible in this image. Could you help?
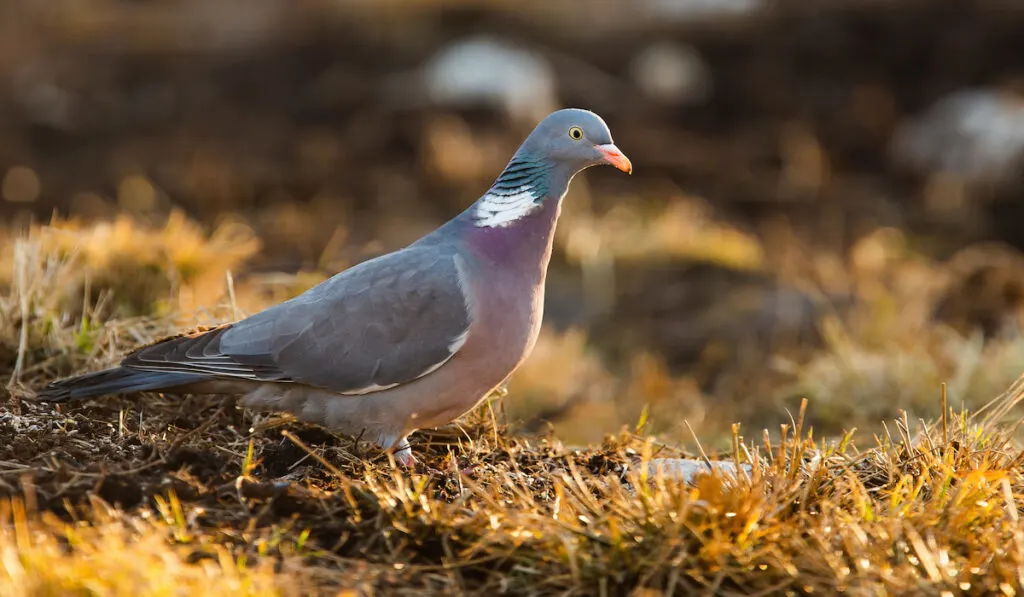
[2,0,1024,448]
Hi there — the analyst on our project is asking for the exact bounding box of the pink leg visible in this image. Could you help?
[388,436,472,476]
[391,436,416,468]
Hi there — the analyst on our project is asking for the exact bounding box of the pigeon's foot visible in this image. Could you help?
[391,437,415,468]
[394,450,416,468]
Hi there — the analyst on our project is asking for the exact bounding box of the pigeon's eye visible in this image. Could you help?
[568,126,584,140]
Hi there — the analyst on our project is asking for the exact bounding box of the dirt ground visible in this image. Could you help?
[0,389,648,594]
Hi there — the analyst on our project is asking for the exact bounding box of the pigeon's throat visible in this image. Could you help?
[466,194,563,275]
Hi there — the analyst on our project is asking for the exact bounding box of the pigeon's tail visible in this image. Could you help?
[35,367,204,402]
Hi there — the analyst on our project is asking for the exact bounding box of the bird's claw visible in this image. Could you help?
[392,449,416,469]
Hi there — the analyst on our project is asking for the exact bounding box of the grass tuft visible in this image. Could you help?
[0,497,309,597]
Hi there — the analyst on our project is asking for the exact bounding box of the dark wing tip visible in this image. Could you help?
[33,374,89,402]
[32,384,73,402]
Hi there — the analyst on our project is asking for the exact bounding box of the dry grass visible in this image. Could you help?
[559,192,766,271]
[0,211,260,318]
[0,497,309,597]
[0,214,260,397]
[2,377,1024,595]
[3,216,1024,595]
[772,229,1024,434]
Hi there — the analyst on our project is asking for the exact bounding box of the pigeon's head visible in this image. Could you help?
[519,108,632,175]
[469,108,630,229]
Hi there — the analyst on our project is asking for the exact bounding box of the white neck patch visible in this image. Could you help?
[473,185,542,228]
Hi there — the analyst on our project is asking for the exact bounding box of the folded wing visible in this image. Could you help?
[121,247,473,395]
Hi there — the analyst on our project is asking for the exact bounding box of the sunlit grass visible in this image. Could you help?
[0,498,307,597]
[2,215,1024,594]
[5,383,1024,595]
[559,192,766,271]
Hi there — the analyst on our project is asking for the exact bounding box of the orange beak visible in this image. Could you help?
[596,143,632,174]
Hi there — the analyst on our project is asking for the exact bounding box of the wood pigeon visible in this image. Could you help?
[36,108,632,466]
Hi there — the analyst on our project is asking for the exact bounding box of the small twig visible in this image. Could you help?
[225,270,241,321]
[282,430,345,478]
[941,382,948,446]
[164,406,227,455]
[683,420,714,472]
[731,423,750,483]
[403,554,503,573]
[486,397,501,448]
[212,445,248,460]
[789,398,808,479]
[779,424,790,470]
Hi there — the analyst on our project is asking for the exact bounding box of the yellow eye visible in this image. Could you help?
[568,126,584,140]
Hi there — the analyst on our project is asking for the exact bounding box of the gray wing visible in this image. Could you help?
[121,247,473,395]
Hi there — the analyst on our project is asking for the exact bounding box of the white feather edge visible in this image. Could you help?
[473,186,542,228]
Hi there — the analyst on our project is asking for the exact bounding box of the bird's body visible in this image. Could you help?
[36,109,631,465]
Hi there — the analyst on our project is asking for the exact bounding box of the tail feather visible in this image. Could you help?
[35,367,205,402]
